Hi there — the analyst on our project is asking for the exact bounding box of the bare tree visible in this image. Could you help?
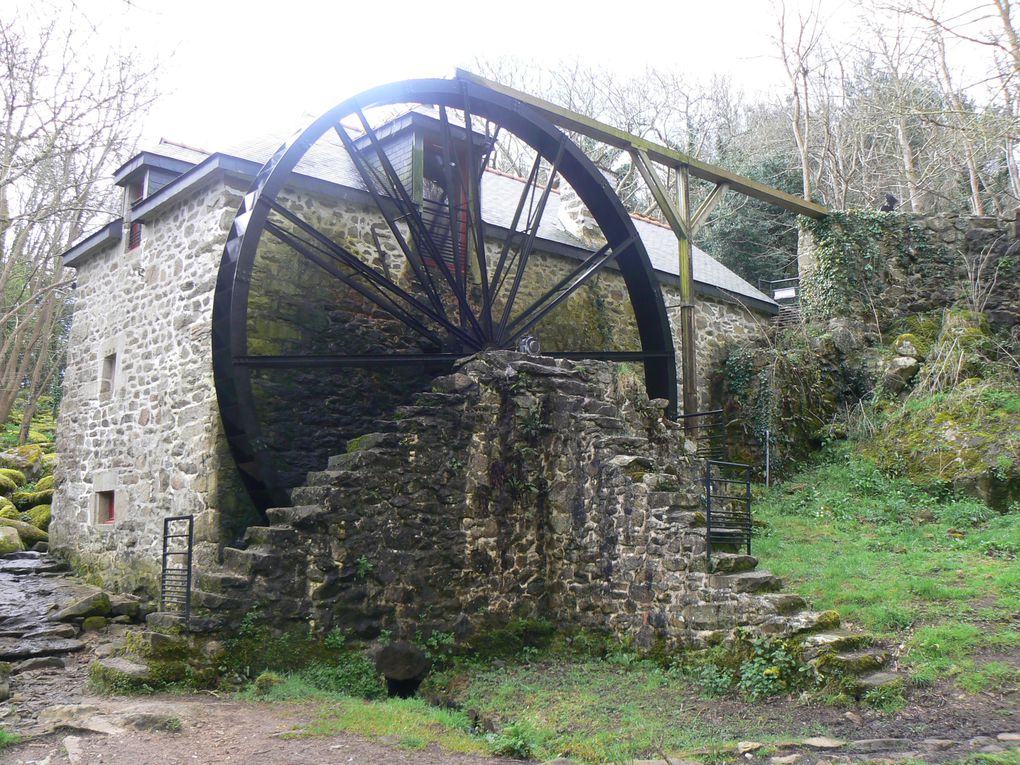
[0,15,156,435]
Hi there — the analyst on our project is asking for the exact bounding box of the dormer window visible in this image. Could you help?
[124,176,145,251]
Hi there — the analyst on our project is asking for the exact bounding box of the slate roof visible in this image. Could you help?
[100,131,777,311]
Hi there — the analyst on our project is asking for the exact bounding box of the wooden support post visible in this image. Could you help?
[676,165,699,420]
[631,150,700,419]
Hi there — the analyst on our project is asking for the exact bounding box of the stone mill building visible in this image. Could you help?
[49,78,818,647]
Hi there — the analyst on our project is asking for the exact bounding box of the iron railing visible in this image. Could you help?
[704,460,752,567]
[757,276,800,303]
[160,515,194,626]
[680,409,728,461]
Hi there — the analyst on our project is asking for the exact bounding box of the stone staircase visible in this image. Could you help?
[192,352,904,693]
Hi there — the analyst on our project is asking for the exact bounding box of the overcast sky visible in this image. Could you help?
[19,0,989,151]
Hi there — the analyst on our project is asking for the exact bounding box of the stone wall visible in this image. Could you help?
[50,180,251,595]
[800,211,1020,330]
[196,352,828,649]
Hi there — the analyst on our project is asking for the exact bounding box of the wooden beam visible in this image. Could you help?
[691,182,729,235]
[456,68,827,219]
[631,150,688,238]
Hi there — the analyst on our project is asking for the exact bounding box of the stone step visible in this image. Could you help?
[196,572,251,593]
[304,469,345,486]
[708,553,758,574]
[265,505,330,527]
[709,570,781,593]
[289,484,330,505]
[851,670,907,697]
[222,547,283,576]
[651,508,703,525]
[759,592,807,615]
[757,609,841,637]
[243,525,298,548]
[343,432,401,453]
[647,491,686,509]
[594,435,648,450]
[799,629,873,659]
[813,647,890,676]
[191,589,247,613]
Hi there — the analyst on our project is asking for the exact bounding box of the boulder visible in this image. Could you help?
[94,656,150,681]
[27,504,51,531]
[374,640,429,696]
[0,516,47,546]
[0,525,23,554]
[52,591,111,621]
[0,469,26,487]
[13,488,53,511]
[0,637,85,660]
[35,475,54,492]
[13,655,65,673]
[0,444,45,480]
[0,500,17,519]
[82,616,108,631]
[0,475,17,495]
[883,356,920,394]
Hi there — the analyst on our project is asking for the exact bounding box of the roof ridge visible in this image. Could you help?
[158,138,213,156]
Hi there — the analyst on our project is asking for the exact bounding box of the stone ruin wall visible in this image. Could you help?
[196,353,810,649]
[801,211,1020,330]
[51,175,772,599]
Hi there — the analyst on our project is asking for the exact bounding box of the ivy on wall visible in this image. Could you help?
[799,211,953,325]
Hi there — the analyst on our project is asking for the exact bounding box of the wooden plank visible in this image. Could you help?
[456,68,827,219]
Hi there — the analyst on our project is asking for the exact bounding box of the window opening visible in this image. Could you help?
[100,353,117,400]
[96,491,116,524]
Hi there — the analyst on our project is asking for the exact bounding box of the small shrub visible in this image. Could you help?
[687,664,736,697]
[736,637,812,701]
[299,654,385,700]
[861,685,907,712]
[0,728,18,751]
[487,721,539,759]
[253,671,285,697]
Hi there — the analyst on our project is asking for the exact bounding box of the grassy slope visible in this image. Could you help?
[755,449,1020,691]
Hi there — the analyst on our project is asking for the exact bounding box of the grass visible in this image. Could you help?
[755,447,1020,692]
[0,728,19,751]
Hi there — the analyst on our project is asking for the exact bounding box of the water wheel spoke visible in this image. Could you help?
[495,143,565,341]
[488,151,543,300]
[262,219,449,349]
[503,236,634,345]
[349,110,487,344]
[332,121,454,331]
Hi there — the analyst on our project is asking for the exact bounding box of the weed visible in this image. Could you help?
[0,728,18,751]
[487,720,541,759]
[324,627,347,651]
[355,555,374,579]
[687,664,736,698]
[735,637,812,701]
[861,685,907,713]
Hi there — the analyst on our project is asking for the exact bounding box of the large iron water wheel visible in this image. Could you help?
[212,78,676,513]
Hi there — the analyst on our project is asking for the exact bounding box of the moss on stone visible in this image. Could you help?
[12,489,52,511]
[34,475,53,492]
[0,469,26,487]
[0,502,17,520]
[0,475,17,496]
[26,504,50,531]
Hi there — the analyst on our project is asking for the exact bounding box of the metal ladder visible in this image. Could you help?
[704,460,752,567]
[160,515,194,625]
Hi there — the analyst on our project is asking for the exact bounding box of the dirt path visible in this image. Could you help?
[3,697,521,765]
[0,554,1017,764]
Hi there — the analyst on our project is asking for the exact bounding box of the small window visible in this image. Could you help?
[127,221,143,251]
[96,491,115,524]
[100,353,117,400]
